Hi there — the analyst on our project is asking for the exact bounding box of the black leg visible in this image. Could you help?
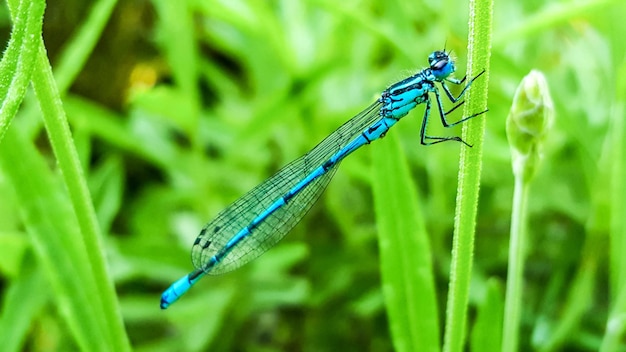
[441,69,486,103]
[433,87,488,129]
[419,69,488,147]
[419,98,472,147]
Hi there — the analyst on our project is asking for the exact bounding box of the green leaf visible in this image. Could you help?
[0,0,45,142]
[471,278,504,352]
[30,43,130,351]
[0,127,111,350]
[442,0,493,350]
[372,131,440,352]
[0,253,48,352]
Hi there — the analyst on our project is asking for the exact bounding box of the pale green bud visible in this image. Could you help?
[506,70,554,182]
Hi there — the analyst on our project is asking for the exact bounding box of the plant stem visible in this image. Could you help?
[442,0,493,350]
[501,177,529,352]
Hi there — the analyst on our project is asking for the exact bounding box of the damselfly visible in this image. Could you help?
[161,50,486,309]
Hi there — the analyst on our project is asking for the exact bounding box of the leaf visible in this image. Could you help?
[372,131,440,352]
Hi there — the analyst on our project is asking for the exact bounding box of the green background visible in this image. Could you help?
[0,0,624,351]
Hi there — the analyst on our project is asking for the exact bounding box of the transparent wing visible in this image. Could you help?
[191,101,383,274]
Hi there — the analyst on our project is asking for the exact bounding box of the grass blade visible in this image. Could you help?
[442,0,493,350]
[372,132,440,352]
[0,127,111,350]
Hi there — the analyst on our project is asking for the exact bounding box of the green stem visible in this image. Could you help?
[442,0,493,350]
[501,177,529,352]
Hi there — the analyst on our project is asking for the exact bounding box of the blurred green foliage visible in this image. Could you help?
[0,0,625,351]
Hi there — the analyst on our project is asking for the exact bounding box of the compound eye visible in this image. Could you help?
[432,58,448,71]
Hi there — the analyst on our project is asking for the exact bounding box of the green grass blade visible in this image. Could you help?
[51,0,118,94]
[471,278,504,352]
[372,132,440,352]
[442,0,493,350]
[0,0,45,142]
[602,28,626,351]
[0,1,125,348]
[0,255,47,352]
[31,42,131,351]
[0,127,111,350]
[539,260,595,351]
[608,0,626,301]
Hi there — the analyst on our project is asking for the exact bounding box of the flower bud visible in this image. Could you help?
[506,70,554,181]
